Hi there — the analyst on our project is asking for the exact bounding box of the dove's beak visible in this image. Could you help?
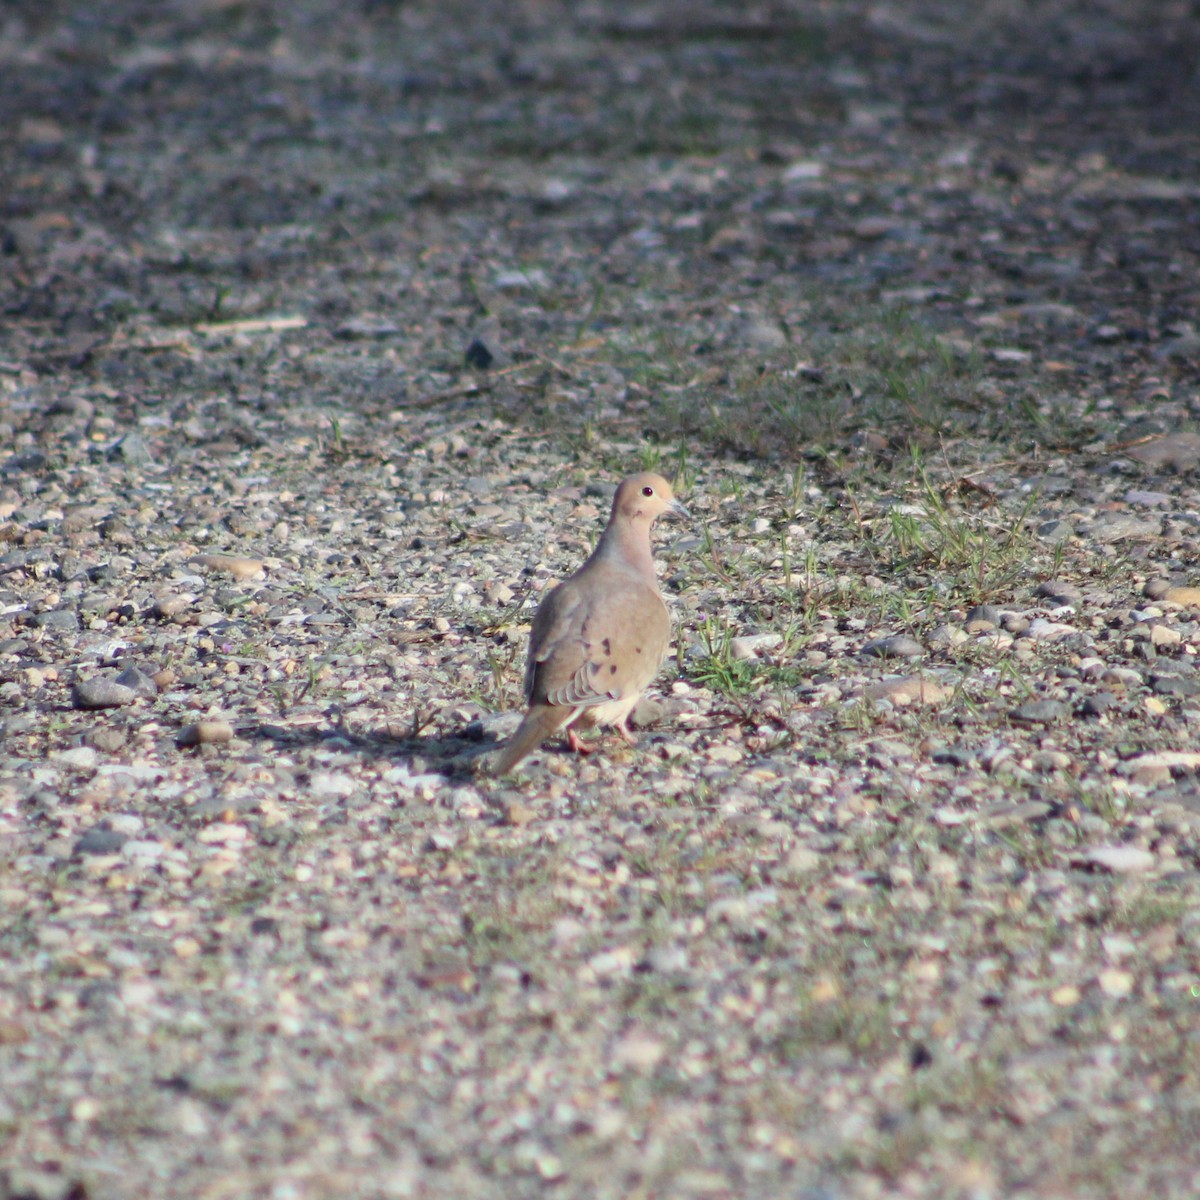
[667,498,690,520]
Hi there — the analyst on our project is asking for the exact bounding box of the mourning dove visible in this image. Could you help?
[492,472,687,774]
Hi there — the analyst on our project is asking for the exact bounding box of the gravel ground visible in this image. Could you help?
[4,1,1200,1197]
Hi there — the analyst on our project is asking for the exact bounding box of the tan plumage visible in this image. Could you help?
[492,473,687,774]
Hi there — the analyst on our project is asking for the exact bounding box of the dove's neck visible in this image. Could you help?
[593,519,656,581]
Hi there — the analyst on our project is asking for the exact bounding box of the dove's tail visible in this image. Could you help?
[491,704,572,775]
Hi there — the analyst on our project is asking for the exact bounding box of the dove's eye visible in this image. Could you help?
[642,486,654,496]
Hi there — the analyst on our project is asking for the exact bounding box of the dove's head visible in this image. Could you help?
[612,473,689,527]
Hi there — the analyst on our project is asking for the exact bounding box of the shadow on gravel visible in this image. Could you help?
[239,717,490,777]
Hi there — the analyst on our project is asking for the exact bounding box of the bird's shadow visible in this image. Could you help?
[237,711,495,781]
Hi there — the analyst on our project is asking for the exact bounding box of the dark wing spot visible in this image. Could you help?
[589,661,601,674]
[635,646,643,654]
[602,638,612,656]
[610,664,617,674]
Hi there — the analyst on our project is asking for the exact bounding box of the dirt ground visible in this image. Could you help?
[4,1,1200,1197]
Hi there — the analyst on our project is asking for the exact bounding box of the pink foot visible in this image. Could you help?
[567,728,594,756]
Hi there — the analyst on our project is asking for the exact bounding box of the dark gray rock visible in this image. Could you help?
[1010,699,1068,724]
[1036,580,1082,606]
[861,635,923,659]
[113,432,154,465]
[114,666,159,698]
[1036,519,1073,542]
[1151,675,1200,697]
[1079,692,1118,717]
[74,826,128,856]
[335,317,400,339]
[33,609,80,633]
[72,677,137,709]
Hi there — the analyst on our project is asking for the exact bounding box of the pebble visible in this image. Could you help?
[932,744,976,767]
[465,712,522,743]
[1025,618,1076,642]
[1036,519,1073,542]
[114,665,159,698]
[1130,759,1171,786]
[868,738,914,762]
[335,317,400,339]
[1098,968,1135,998]
[74,826,128,856]
[931,805,969,824]
[177,720,235,746]
[464,337,498,370]
[123,839,165,864]
[1079,692,1118,717]
[964,603,1001,631]
[87,727,128,753]
[309,771,357,798]
[612,1029,667,1072]
[1151,674,1200,697]
[729,633,783,660]
[1079,845,1156,874]
[926,624,968,648]
[1010,700,1067,724]
[173,1098,211,1137]
[1165,586,1200,607]
[70,1096,101,1122]
[782,159,824,182]
[642,943,689,972]
[964,600,1003,628]
[1036,580,1082,606]
[1127,432,1200,471]
[34,608,80,632]
[982,800,1053,825]
[493,268,548,291]
[504,800,537,827]
[708,888,779,923]
[586,946,636,978]
[72,677,137,709]
[151,595,194,620]
[189,554,265,581]
[1149,625,1183,648]
[197,823,248,845]
[52,746,98,770]
[1102,666,1143,688]
[1154,334,1200,363]
[1102,935,1137,961]
[114,432,153,465]
[706,744,745,765]
[631,696,667,727]
[1,1171,89,1200]
[781,845,821,875]
[743,320,788,351]
[1124,750,1200,772]
[861,635,923,659]
[1084,512,1159,542]
[862,676,949,706]
[1031,750,1071,772]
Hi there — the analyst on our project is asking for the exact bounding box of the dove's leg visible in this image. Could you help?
[616,720,638,746]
